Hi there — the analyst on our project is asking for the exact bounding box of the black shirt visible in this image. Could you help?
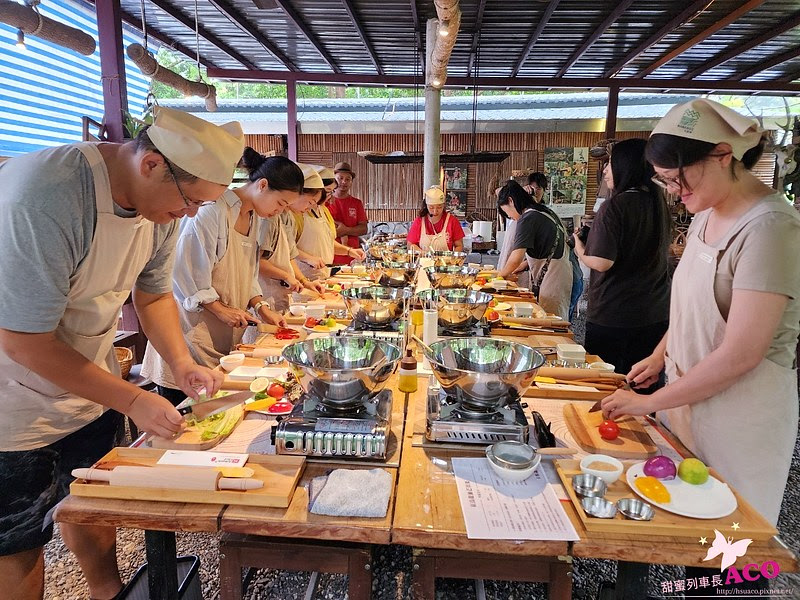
[584,188,671,327]
[513,208,566,260]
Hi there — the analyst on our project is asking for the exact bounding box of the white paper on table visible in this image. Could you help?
[156,450,249,467]
[451,457,580,541]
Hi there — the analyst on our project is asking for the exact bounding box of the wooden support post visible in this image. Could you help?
[605,85,619,140]
[287,80,298,160]
[95,0,128,142]
[144,530,179,600]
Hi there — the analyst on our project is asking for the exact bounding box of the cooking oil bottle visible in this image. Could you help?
[397,349,418,393]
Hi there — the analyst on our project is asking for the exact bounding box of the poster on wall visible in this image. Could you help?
[444,164,468,190]
[543,147,588,217]
[446,190,468,217]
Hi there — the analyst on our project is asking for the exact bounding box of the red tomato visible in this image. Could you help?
[267,383,285,399]
[304,317,318,328]
[598,419,620,441]
[487,310,500,321]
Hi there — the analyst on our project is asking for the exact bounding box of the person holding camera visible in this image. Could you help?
[573,138,671,382]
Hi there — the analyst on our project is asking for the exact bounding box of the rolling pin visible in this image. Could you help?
[72,466,263,491]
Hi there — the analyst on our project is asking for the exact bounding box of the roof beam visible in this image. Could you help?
[513,0,561,77]
[635,0,768,78]
[272,0,340,73]
[467,0,487,75]
[147,0,258,69]
[556,0,635,77]
[684,9,800,78]
[206,68,800,94]
[410,0,423,56]
[604,0,721,78]
[729,46,800,80]
[207,0,296,71]
[341,0,384,76]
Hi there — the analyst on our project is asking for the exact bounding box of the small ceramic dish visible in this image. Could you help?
[588,361,615,373]
[512,302,534,317]
[219,353,245,372]
[572,473,608,498]
[288,303,305,316]
[580,454,624,485]
[485,441,540,482]
[581,496,618,519]
[616,498,655,521]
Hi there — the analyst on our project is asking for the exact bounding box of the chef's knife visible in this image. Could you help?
[588,400,603,413]
[176,389,253,420]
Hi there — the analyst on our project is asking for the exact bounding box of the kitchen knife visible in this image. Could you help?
[588,400,603,413]
[176,389,253,420]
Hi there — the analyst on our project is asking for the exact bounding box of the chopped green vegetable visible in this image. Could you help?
[254,391,268,400]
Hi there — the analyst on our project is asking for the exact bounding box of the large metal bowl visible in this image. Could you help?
[367,243,389,260]
[417,289,492,331]
[423,338,545,409]
[341,285,411,327]
[374,261,417,287]
[424,265,479,289]
[427,250,467,267]
[282,337,402,408]
[383,248,415,263]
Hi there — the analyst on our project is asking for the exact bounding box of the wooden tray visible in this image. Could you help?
[555,459,777,541]
[70,447,305,508]
[150,404,245,450]
[563,402,657,459]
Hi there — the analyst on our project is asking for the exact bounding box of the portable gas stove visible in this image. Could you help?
[344,319,405,345]
[438,322,491,338]
[272,389,392,459]
[426,380,529,444]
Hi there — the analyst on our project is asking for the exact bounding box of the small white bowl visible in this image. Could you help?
[219,353,245,372]
[588,361,615,373]
[288,303,305,317]
[580,454,624,485]
[305,305,326,319]
[512,302,534,318]
[485,441,540,482]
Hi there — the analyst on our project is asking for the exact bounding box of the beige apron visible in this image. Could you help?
[143,201,258,388]
[660,200,798,524]
[524,210,572,321]
[297,210,334,280]
[419,213,453,251]
[0,143,154,450]
[259,222,293,312]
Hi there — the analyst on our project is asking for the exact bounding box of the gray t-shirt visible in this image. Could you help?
[0,144,179,334]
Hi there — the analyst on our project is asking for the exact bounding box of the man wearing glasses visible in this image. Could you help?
[0,106,244,600]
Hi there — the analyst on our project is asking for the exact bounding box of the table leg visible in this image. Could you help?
[347,548,373,600]
[144,530,179,600]
[548,561,572,600]
[410,551,435,600]
[219,545,244,600]
[613,561,649,600]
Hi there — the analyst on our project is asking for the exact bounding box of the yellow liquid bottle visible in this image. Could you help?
[397,349,418,393]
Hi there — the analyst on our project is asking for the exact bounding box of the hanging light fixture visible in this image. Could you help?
[0,0,95,55]
[15,28,25,48]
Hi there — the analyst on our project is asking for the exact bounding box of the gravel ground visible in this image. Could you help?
[44,283,800,599]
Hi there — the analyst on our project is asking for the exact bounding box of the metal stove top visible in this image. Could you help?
[437,322,491,338]
[272,389,392,459]
[425,383,529,444]
[344,320,405,344]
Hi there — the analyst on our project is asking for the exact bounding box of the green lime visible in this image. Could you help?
[678,458,709,485]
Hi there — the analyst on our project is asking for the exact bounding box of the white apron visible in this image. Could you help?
[524,210,572,321]
[259,223,293,312]
[419,213,453,251]
[143,203,258,388]
[297,210,334,280]
[0,143,155,450]
[660,200,798,525]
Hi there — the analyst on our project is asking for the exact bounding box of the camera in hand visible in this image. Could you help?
[577,224,591,243]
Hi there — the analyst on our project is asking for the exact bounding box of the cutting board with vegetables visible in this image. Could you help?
[71,447,305,508]
[151,404,245,450]
[563,402,657,459]
[555,459,776,540]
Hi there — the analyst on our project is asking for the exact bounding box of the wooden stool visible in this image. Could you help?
[410,547,572,600]
[219,533,373,600]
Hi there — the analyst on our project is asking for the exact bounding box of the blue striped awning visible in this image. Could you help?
[0,0,151,157]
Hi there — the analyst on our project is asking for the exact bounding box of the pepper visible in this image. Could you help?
[635,476,671,504]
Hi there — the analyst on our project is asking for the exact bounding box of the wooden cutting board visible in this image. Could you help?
[555,459,777,540]
[71,447,305,508]
[563,402,657,459]
[150,404,245,451]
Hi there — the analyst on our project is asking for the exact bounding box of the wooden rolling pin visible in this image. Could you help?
[72,466,263,491]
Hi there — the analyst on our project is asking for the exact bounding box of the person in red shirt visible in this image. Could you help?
[328,161,368,265]
[407,185,465,252]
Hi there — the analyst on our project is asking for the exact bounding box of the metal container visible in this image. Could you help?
[417,289,493,331]
[374,261,417,287]
[422,338,545,409]
[424,265,479,289]
[367,243,389,260]
[341,285,411,327]
[281,337,402,408]
[572,473,608,499]
[616,498,655,521]
[581,497,618,519]
[427,250,467,267]
[383,248,415,263]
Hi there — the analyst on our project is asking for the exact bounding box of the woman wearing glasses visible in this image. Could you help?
[573,138,671,383]
[601,99,800,528]
[142,149,303,404]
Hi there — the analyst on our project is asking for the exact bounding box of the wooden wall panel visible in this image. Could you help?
[245,134,284,156]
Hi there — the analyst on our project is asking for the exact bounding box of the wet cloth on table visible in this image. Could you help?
[308,468,391,518]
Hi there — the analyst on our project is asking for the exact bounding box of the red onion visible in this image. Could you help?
[643,455,677,480]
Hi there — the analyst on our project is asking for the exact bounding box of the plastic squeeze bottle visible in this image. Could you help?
[397,349,418,393]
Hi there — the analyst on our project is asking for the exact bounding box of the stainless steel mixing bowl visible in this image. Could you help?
[374,261,417,287]
[382,247,415,263]
[282,337,402,408]
[341,285,411,327]
[417,288,492,331]
[426,250,467,267]
[367,243,389,260]
[422,338,545,409]
[424,265,479,289]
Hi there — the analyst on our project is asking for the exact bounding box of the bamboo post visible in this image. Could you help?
[127,43,218,112]
[0,0,95,55]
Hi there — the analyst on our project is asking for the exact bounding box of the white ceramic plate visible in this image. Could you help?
[228,366,288,381]
[493,302,512,312]
[626,462,738,519]
[302,323,347,334]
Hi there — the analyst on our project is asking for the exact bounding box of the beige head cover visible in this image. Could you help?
[651,98,763,161]
[424,185,445,206]
[147,106,245,185]
[315,166,336,180]
[298,163,324,189]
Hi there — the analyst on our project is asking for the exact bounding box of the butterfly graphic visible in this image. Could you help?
[702,529,753,571]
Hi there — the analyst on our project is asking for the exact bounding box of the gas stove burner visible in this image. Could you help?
[348,319,402,332]
[438,322,491,338]
[272,389,392,459]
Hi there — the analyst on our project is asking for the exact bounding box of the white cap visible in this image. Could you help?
[147,106,245,185]
[298,163,324,189]
[651,98,764,161]
[424,185,445,205]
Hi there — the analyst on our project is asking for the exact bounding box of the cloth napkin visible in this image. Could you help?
[308,468,392,518]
